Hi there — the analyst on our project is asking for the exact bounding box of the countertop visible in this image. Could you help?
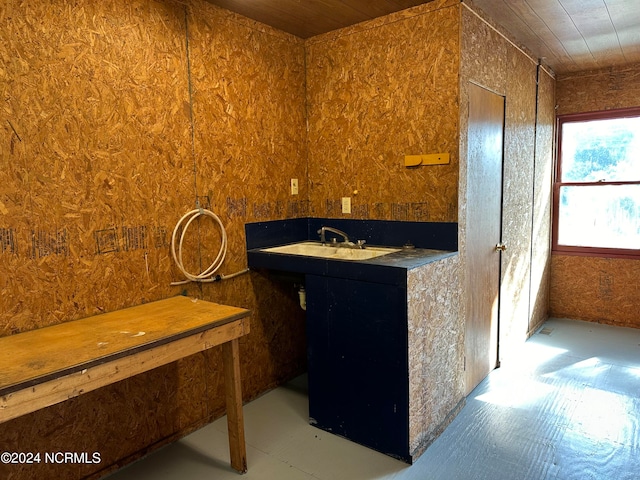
[247,242,456,286]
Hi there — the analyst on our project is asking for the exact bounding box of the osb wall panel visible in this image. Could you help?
[556,62,640,116]
[0,0,192,335]
[305,1,460,222]
[458,4,508,316]
[198,272,307,409]
[185,0,308,423]
[186,0,308,278]
[550,255,640,328]
[499,46,537,362]
[553,62,639,328]
[0,1,308,479]
[529,67,555,334]
[2,363,185,480]
[459,5,508,96]
[407,254,462,459]
[460,5,553,363]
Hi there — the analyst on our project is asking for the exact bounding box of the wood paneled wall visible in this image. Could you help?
[553,63,640,328]
[0,1,308,478]
[305,0,460,223]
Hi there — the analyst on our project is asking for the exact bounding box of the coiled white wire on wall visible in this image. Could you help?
[170,208,248,286]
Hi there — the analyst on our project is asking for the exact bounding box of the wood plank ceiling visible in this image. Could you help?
[205,0,640,74]
[204,0,433,39]
[472,0,640,73]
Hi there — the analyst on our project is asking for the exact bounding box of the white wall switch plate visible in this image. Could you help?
[291,178,298,195]
[342,197,351,214]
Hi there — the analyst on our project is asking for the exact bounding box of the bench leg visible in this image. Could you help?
[222,338,247,473]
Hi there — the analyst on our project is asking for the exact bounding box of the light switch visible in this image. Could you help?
[291,178,298,195]
[341,197,351,214]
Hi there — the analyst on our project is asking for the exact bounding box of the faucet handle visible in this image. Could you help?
[356,239,366,248]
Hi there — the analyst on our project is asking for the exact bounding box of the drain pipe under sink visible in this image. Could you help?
[298,286,306,311]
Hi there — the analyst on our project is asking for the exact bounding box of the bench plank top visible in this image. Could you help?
[0,296,250,396]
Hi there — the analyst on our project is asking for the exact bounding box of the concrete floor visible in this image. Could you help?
[105,318,640,480]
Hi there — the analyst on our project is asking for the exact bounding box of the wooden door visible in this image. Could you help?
[464,83,505,395]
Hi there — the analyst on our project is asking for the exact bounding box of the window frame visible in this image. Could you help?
[553,106,640,259]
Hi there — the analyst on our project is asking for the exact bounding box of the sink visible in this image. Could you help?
[263,241,400,261]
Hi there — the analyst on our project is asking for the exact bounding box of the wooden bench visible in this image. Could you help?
[0,296,251,473]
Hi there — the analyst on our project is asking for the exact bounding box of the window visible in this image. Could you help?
[553,107,640,258]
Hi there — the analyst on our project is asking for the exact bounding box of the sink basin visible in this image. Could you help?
[263,241,400,261]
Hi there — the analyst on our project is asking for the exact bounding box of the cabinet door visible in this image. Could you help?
[305,275,410,462]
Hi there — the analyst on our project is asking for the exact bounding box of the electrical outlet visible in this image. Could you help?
[341,197,351,214]
[291,178,298,195]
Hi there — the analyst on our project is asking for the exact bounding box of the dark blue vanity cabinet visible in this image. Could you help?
[305,275,411,462]
[245,218,458,464]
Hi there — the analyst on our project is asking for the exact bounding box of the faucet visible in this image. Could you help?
[318,226,349,244]
[317,227,366,249]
